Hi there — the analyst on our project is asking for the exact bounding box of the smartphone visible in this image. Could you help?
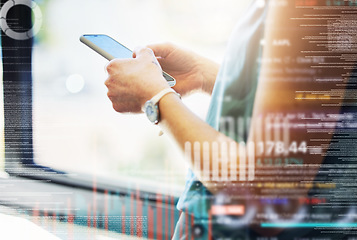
[80,34,176,87]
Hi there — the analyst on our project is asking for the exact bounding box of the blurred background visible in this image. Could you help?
[1,0,252,189]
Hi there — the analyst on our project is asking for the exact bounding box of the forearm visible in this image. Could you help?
[158,92,238,191]
[105,46,226,189]
[159,93,229,150]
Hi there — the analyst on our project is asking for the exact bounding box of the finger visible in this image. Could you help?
[106,58,125,74]
[132,45,142,58]
[104,77,111,88]
[133,47,156,61]
[134,47,162,70]
[147,42,175,58]
[104,61,110,74]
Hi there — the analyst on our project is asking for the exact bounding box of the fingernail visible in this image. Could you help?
[104,62,109,74]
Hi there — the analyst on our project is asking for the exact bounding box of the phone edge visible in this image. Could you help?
[80,35,115,61]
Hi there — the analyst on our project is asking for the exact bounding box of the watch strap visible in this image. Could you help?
[142,88,181,123]
[150,88,179,105]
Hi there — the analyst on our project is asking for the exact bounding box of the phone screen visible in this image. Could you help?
[81,34,133,60]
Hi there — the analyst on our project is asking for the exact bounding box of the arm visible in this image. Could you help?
[158,93,227,149]
[105,47,231,190]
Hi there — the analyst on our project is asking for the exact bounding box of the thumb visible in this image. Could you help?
[133,47,162,69]
[133,47,155,60]
[147,43,176,59]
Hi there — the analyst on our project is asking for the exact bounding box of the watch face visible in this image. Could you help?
[144,101,159,124]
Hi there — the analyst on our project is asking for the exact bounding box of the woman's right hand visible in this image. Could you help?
[148,43,219,96]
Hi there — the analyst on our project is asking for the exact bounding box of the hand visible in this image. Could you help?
[148,43,219,95]
[105,47,170,113]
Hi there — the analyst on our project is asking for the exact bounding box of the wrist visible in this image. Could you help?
[140,79,170,107]
[199,59,219,94]
[143,88,181,124]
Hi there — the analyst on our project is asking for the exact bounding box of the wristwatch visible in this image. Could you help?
[143,88,180,124]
